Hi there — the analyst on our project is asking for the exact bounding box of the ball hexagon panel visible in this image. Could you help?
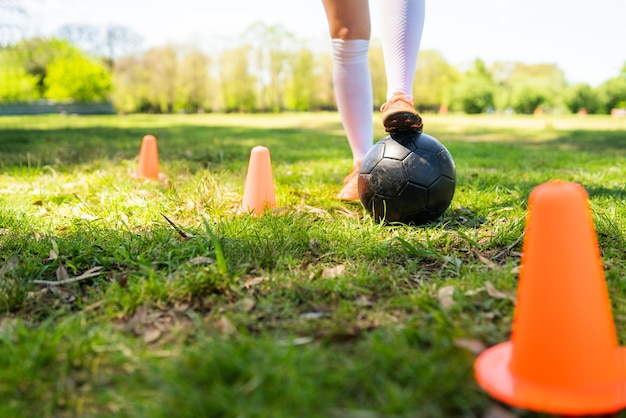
[436,149,456,179]
[382,137,413,161]
[398,182,428,213]
[365,158,406,198]
[360,141,386,175]
[426,176,456,213]
[403,150,441,188]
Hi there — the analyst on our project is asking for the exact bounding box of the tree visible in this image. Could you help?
[44,50,111,102]
[563,83,600,114]
[412,50,459,111]
[450,77,495,114]
[244,23,296,112]
[449,59,495,114]
[57,24,101,56]
[494,62,566,111]
[177,49,212,112]
[143,46,177,113]
[284,47,317,111]
[510,85,547,114]
[103,24,142,68]
[0,47,37,101]
[597,77,626,113]
[111,54,144,112]
[220,45,257,112]
[14,37,77,97]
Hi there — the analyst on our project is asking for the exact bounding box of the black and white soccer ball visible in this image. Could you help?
[358,132,456,225]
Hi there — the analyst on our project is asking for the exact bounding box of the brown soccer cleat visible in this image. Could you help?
[337,162,361,201]
[380,92,423,134]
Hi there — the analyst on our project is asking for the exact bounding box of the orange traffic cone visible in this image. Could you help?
[474,180,626,415]
[131,134,164,180]
[241,146,276,214]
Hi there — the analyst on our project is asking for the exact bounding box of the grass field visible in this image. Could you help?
[1,112,626,417]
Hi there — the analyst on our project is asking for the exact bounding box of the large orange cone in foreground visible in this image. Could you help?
[475,181,626,415]
[132,134,163,180]
[241,146,276,214]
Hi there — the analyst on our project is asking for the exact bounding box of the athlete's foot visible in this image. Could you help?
[380,92,423,134]
[337,162,361,201]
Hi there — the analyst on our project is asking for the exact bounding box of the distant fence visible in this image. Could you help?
[0,101,115,115]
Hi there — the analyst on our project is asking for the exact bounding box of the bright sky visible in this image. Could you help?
[19,0,626,86]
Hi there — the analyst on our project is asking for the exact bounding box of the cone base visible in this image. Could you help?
[130,171,167,180]
[475,342,626,415]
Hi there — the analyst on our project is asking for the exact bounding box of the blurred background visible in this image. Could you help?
[1,0,625,115]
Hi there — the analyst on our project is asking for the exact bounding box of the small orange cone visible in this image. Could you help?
[241,146,276,214]
[131,134,163,180]
[474,181,626,415]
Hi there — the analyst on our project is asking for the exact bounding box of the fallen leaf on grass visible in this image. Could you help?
[476,252,500,270]
[437,285,456,310]
[0,318,19,339]
[0,255,18,277]
[214,316,236,336]
[322,264,345,279]
[239,298,256,312]
[453,338,486,355]
[300,312,324,320]
[241,276,269,289]
[188,256,215,265]
[464,282,516,303]
[483,404,518,418]
[485,281,516,303]
[56,262,70,281]
[354,295,373,307]
[49,285,76,303]
[143,327,162,344]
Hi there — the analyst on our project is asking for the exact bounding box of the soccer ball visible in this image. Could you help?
[358,132,456,225]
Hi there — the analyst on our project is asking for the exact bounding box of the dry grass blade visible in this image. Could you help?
[161,213,194,239]
[33,266,104,286]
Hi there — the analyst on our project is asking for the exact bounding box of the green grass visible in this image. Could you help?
[1,112,626,417]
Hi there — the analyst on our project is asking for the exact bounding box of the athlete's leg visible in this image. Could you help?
[379,0,425,133]
[322,0,373,200]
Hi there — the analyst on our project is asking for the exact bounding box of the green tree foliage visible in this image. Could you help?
[563,83,601,114]
[596,66,626,113]
[220,45,257,112]
[0,47,38,101]
[10,37,111,102]
[111,55,145,112]
[413,50,460,111]
[284,47,317,111]
[14,37,76,97]
[510,85,547,114]
[245,23,297,112]
[494,62,566,112]
[176,49,212,112]
[12,25,624,115]
[450,59,495,114]
[142,46,177,113]
[44,51,111,101]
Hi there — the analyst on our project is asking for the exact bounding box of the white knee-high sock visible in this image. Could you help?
[331,38,373,165]
[379,0,425,101]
